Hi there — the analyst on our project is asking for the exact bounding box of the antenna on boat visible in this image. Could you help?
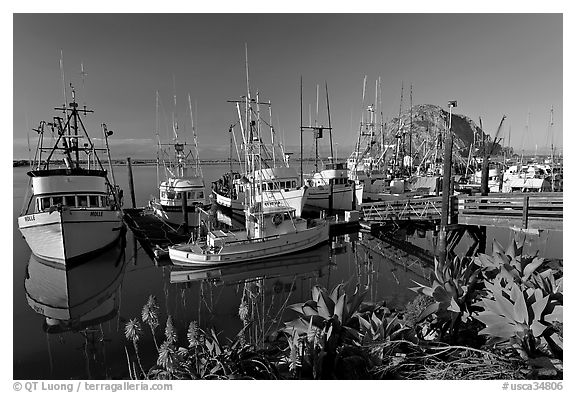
[80,61,88,108]
[59,50,67,109]
[172,75,179,140]
[188,94,202,178]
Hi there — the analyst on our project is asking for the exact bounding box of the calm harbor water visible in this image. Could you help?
[12,164,563,379]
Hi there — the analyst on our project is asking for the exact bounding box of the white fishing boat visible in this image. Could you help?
[169,206,329,267]
[17,87,124,265]
[212,90,307,217]
[150,93,207,226]
[214,167,307,216]
[300,81,363,211]
[305,162,363,210]
[169,67,328,267]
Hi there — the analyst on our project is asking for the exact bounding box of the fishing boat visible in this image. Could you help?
[213,166,307,217]
[304,162,363,210]
[17,87,124,265]
[169,73,328,267]
[300,81,363,212]
[150,93,207,226]
[212,107,307,217]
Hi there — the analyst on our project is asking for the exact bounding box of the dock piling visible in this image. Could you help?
[126,157,136,208]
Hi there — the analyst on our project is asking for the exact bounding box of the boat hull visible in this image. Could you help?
[168,221,329,267]
[18,209,124,265]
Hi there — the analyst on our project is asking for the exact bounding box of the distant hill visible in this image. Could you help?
[384,104,502,163]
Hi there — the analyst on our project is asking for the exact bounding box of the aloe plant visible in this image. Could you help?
[282,284,371,378]
[474,239,549,288]
[472,238,563,360]
[410,255,481,342]
[356,308,417,344]
[473,279,562,359]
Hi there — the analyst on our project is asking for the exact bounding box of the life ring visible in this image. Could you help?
[272,213,283,226]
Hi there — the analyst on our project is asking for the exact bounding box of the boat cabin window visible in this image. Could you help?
[40,198,51,211]
[63,196,75,206]
[89,195,99,207]
[100,196,109,207]
[77,195,88,207]
[52,196,63,205]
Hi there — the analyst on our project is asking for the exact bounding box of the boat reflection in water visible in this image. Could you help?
[23,236,127,379]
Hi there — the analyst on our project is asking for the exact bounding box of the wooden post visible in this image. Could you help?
[328,183,333,216]
[181,191,189,233]
[480,155,490,196]
[351,182,356,211]
[126,157,136,208]
[522,195,530,229]
[438,132,453,264]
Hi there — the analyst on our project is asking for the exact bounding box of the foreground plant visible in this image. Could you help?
[410,255,481,343]
[281,284,372,379]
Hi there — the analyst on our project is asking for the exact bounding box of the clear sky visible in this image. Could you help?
[13,12,562,159]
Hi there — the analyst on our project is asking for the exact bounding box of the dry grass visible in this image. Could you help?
[366,340,524,380]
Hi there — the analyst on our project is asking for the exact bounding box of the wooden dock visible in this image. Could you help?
[361,192,563,231]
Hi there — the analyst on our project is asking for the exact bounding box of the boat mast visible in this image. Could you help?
[549,106,555,191]
[395,81,404,175]
[300,76,303,186]
[315,84,319,172]
[188,94,202,177]
[409,84,413,176]
[325,82,334,161]
[155,91,160,186]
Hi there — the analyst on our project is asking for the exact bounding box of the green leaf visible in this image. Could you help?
[474,253,497,269]
[347,288,368,318]
[474,311,511,327]
[511,285,529,324]
[417,302,439,322]
[448,297,461,313]
[329,283,346,304]
[333,293,346,322]
[479,322,518,339]
[409,281,434,297]
[522,257,545,280]
[530,294,550,321]
[302,301,319,316]
[311,285,323,302]
[356,315,371,332]
[530,320,547,337]
[544,305,563,324]
[493,240,506,255]
[317,290,335,319]
[432,285,452,304]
